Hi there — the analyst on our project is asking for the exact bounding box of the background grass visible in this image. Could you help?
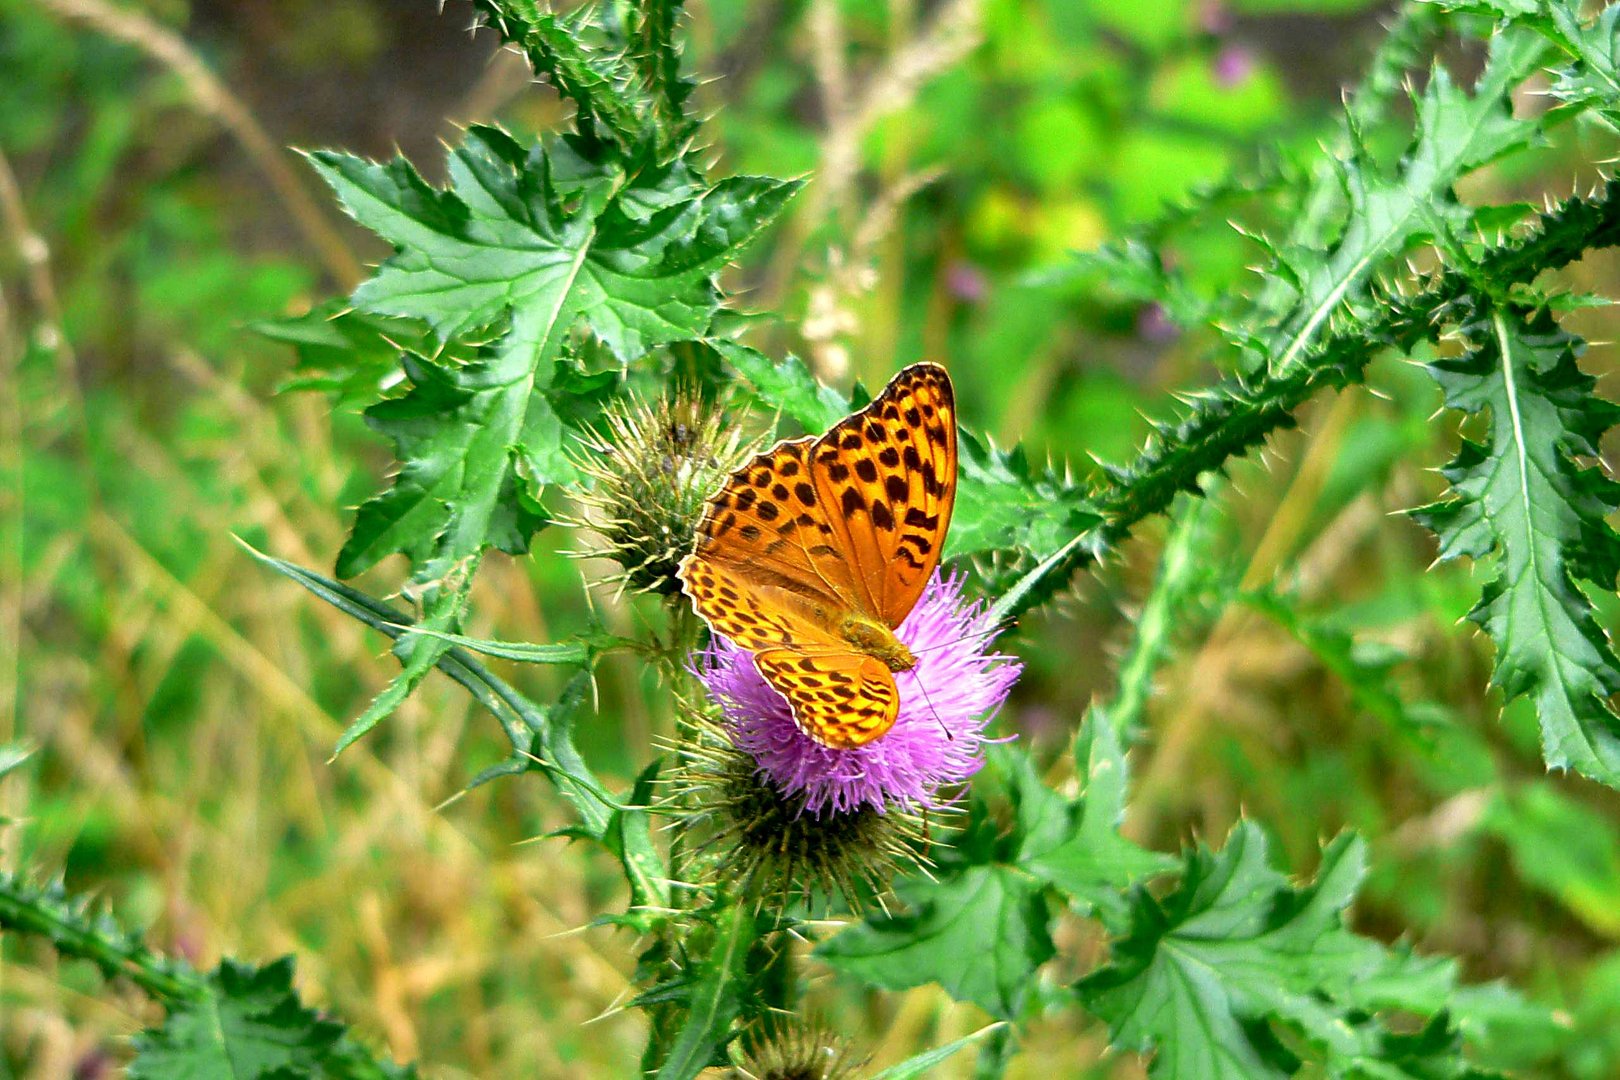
[6,0,1620,1076]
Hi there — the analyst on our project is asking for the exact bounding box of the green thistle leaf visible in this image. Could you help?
[1077,823,1472,1080]
[296,127,796,744]
[949,431,1099,566]
[995,175,1620,625]
[252,302,437,407]
[469,1,697,155]
[1022,721,1177,926]
[308,129,797,367]
[993,17,1554,626]
[817,740,1166,1019]
[711,340,849,434]
[2,868,409,1078]
[333,354,612,580]
[1544,3,1620,125]
[1265,29,1545,375]
[129,958,343,1080]
[1412,304,1620,788]
[130,957,413,1080]
[816,862,1054,1019]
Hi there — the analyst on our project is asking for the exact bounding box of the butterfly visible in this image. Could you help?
[678,363,957,749]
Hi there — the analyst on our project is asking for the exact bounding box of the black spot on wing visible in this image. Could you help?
[904,507,938,530]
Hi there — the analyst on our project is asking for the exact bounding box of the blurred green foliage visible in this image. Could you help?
[6,0,1620,1077]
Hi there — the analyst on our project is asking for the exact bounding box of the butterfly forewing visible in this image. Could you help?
[679,439,859,653]
[754,648,899,748]
[808,363,956,626]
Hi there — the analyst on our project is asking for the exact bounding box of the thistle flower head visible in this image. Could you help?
[569,388,751,596]
[667,715,930,909]
[695,571,1020,815]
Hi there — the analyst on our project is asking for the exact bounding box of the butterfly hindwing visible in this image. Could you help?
[754,648,900,748]
[809,362,956,626]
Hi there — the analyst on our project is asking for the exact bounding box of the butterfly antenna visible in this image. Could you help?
[910,666,953,742]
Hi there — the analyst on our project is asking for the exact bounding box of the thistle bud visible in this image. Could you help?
[731,1019,866,1080]
[569,389,751,596]
[666,712,931,912]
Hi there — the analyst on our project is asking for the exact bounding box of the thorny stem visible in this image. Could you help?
[1006,177,1620,623]
[0,875,205,1005]
[662,596,706,923]
[0,874,412,1078]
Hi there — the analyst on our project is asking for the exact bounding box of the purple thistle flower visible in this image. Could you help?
[945,261,989,304]
[694,571,1021,815]
[1214,45,1255,89]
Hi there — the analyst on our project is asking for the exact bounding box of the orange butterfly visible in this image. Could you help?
[678,363,957,748]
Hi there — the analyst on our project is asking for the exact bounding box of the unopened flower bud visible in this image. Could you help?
[730,1019,866,1080]
[666,713,931,911]
[570,389,752,596]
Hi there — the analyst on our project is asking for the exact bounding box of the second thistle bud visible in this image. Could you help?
[570,388,750,596]
[666,712,932,911]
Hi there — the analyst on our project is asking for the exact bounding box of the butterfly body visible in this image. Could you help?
[838,616,916,673]
[680,362,956,749]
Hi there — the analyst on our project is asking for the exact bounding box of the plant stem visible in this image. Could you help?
[1007,178,1620,623]
[0,874,204,1005]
